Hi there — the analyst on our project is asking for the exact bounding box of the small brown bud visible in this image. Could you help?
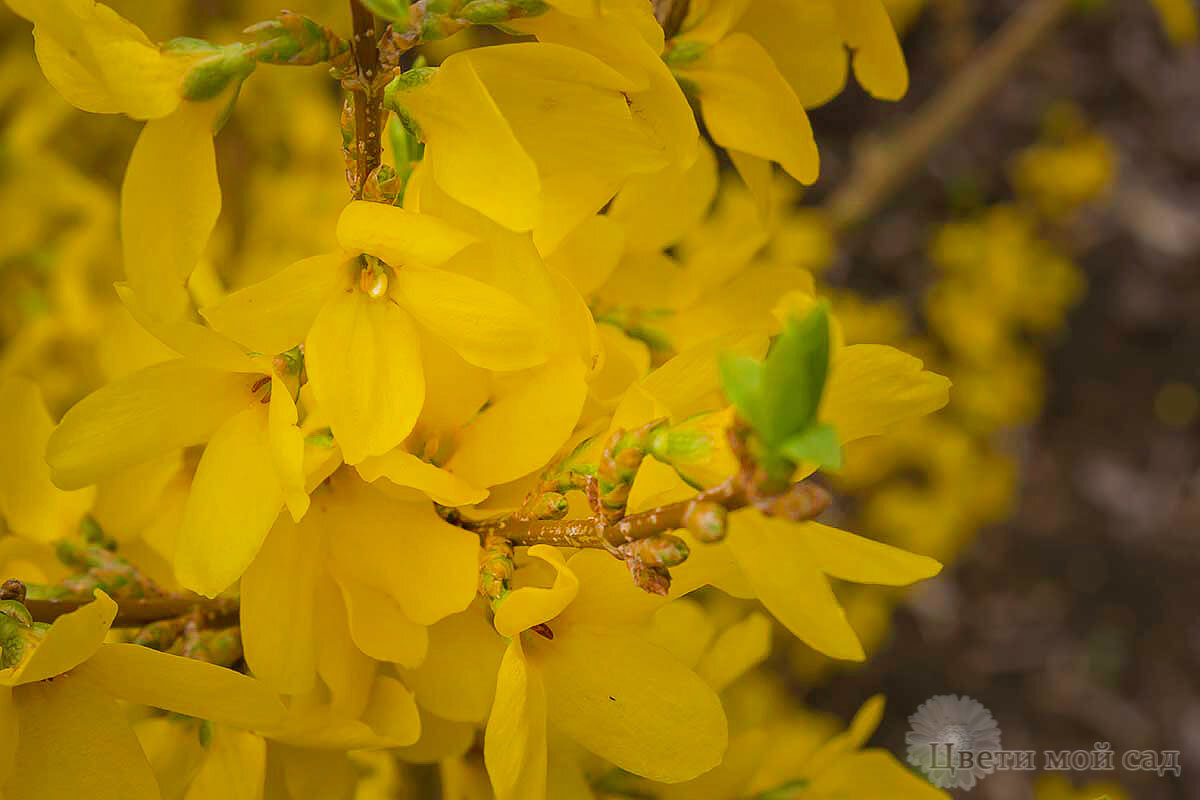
[628,562,672,596]
[623,534,690,568]
[528,492,569,520]
[530,622,555,640]
[765,482,832,521]
[0,579,26,603]
[684,501,728,543]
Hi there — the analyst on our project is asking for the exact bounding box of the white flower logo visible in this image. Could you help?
[906,694,1002,790]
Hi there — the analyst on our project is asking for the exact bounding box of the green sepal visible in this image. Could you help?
[177,42,256,103]
[459,0,513,22]
[761,302,830,442]
[361,0,412,23]
[717,354,766,434]
[664,40,707,67]
[719,303,840,477]
[779,423,842,470]
[305,428,335,448]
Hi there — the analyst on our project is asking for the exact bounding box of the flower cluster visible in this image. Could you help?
[0,0,960,796]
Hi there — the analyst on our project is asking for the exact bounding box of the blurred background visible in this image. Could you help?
[1,1,1197,798]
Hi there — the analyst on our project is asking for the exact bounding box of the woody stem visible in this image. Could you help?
[21,593,239,628]
[455,475,832,548]
[349,0,384,197]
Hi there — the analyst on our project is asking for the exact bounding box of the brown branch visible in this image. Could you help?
[348,0,384,197]
[23,593,238,628]
[826,0,1075,235]
[457,476,832,549]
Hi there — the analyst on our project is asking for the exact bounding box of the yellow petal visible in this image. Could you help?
[680,0,753,42]
[336,202,477,266]
[325,479,479,626]
[268,377,309,521]
[687,34,819,184]
[668,533,756,599]
[589,325,651,407]
[305,291,425,465]
[10,671,159,800]
[313,571,376,720]
[390,57,541,231]
[240,515,321,695]
[183,728,266,800]
[200,253,346,356]
[447,356,587,488]
[484,638,547,800]
[331,565,429,668]
[531,624,727,782]
[822,344,951,443]
[511,11,699,173]
[134,717,206,800]
[729,149,774,220]
[92,451,181,542]
[1150,0,1200,46]
[400,604,507,724]
[275,744,357,800]
[0,687,14,786]
[414,330,490,435]
[640,332,768,421]
[493,545,580,638]
[114,284,260,373]
[726,511,865,661]
[646,600,715,668]
[695,611,771,691]
[464,43,670,249]
[360,675,421,746]
[394,711,476,764]
[805,694,886,767]
[804,522,942,586]
[557,549,667,628]
[544,215,624,295]
[809,750,949,798]
[4,590,115,686]
[394,267,548,370]
[0,378,93,541]
[76,643,285,729]
[734,0,848,108]
[356,448,488,507]
[9,0,189,119]
[174,406,284,598]
[609,141,718,253]
[833,0,909,101]
[46,359,250,490]
[121,100,222,318]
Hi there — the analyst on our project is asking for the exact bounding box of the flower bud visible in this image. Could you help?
[0,579,26,603]
[528,492,569,520]
[172,41,256,103]
[684,501,727,543]
[623,534,690,568]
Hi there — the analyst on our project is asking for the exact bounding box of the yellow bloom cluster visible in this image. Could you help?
[0,0,961,797]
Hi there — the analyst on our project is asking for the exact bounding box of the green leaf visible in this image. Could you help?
[760,303,830,443]
[779,423,842,470]
[361,0,411,23]
[718,354,766,433]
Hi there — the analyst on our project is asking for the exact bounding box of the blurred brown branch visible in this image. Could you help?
[827,0,1075,234]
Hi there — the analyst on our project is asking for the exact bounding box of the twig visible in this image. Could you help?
[348,0,384,197]
[456,476,831,549]
[826,0,1075,234]
[22,593,239,628]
